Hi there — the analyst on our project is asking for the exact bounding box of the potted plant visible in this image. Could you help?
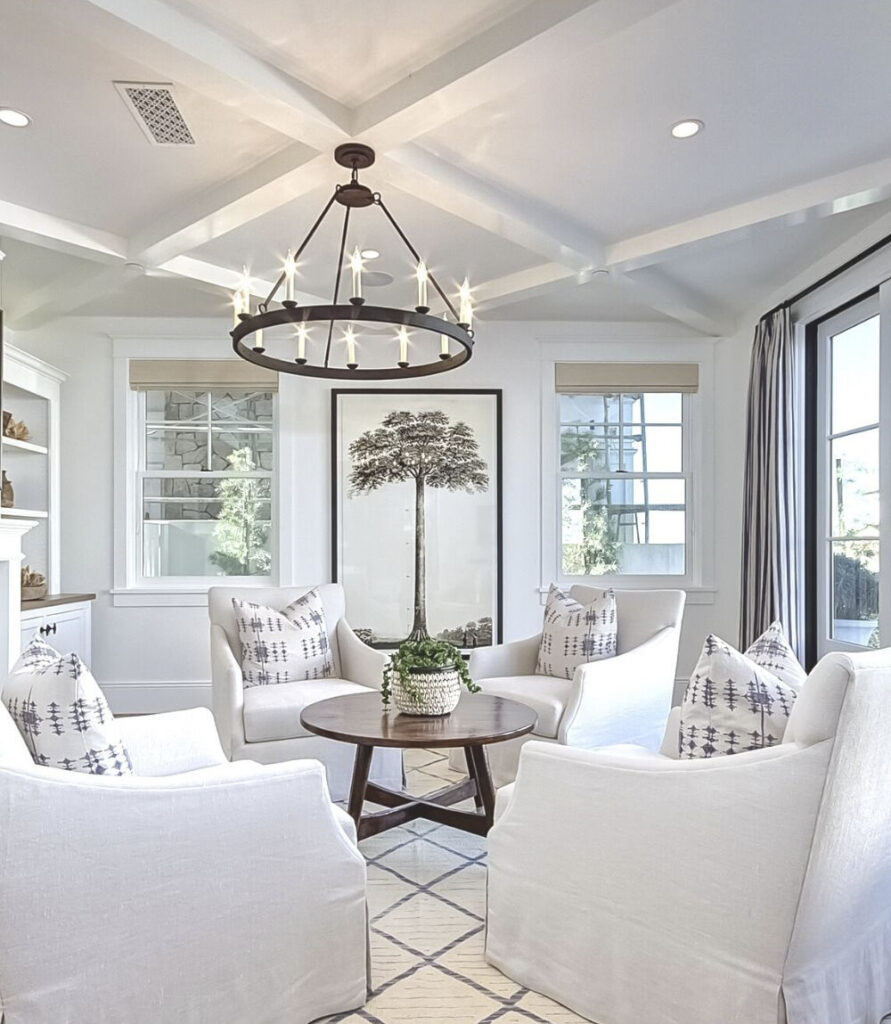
[382,637,480,715]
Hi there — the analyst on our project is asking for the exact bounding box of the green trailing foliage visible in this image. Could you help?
[382,637,480,707]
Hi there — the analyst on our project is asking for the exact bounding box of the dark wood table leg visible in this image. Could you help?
[468,744,496,827]
[347,744,374,825]
[464,747,484,810]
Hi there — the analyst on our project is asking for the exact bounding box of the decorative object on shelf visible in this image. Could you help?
[332,389,503,649]
[3,414,31,441]
[230,144,475,380]
[20,565,47,601]
[382,637,479,715]
[1,469,13,507]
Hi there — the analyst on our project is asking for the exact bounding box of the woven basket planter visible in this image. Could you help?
[393,667,462,716]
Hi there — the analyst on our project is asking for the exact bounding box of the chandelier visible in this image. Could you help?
[230,144,474,379]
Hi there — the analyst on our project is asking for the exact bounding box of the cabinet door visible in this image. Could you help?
[21,606,89,662]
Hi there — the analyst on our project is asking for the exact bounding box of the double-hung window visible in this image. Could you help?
[556,361,699,581]
[127,360,277,587]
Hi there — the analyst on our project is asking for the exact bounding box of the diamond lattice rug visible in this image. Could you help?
[322,749,588,1024]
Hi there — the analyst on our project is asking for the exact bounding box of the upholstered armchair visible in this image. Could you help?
[209,583,402,800]
[486,649,891,1024]
[0,703,368,1024]
[452,587,685,785]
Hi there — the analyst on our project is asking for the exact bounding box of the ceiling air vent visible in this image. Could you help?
[114,82,195,145]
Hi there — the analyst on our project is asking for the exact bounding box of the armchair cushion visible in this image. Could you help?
[243,678,372,743]
[233,588,335,687]
[680,633,798,759]
[476,674,572,738]
[536,585,617,679]
[4,638,133,776]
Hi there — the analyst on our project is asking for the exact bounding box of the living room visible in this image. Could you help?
[0,1,889,1022]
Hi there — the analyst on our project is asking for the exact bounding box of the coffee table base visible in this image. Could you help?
[348,744,496,840]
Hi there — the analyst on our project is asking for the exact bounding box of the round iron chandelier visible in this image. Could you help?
[230,144,474,379]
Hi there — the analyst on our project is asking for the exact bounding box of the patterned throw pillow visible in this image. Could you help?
[536,585,617,680]
[679,633,799,759]
[744,620,806,688]
[4,638,133,775]
[233,588,334,687]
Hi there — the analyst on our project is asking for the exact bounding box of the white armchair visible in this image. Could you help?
[209,583,402,800]
[452,587,685,785]
[486,649,891,1024]
[0,703,368,1024]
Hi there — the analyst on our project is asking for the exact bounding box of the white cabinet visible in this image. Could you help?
[20,598,93,664]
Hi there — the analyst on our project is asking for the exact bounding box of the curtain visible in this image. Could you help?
[740,306,804,658]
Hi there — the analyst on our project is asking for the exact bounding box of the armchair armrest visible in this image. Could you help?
[558,626,679,749]
[337,619,388,689]
[210,622,245,757]
[469,633,541,680]
[0,759,367,1023]
[487,740,833,1020]
[116,707,227,776]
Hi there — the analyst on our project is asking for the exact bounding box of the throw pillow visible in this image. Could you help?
[744,620,806,688]
[679,633,799,759]
[4,638,133,775]
[536,585,617,680]
[233,588,335,687]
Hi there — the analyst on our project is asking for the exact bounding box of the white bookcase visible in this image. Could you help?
[2,345,94,664]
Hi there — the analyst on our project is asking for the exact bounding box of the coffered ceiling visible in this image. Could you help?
[1,0,890,334]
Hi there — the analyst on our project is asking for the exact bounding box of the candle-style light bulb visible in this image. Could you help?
[253,329,264,353]
[344,325,358,368]
[416,260,428,311]
[458,278,473,328]
[397,326,409,367]
[440,334,449,360]
[232,289,244,327]
[283,249,296,303]
[295,323,309,364]
[349,247,363,302]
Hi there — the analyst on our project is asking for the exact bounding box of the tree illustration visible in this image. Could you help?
[349,409,488,641]
[210,447,271,576]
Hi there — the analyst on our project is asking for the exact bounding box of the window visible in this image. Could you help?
[559,391,688,576]
[136,387,275,583]
[816,294,881,652]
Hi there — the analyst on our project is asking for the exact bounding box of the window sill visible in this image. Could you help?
[111,588,212,608]
[541,583,716,606]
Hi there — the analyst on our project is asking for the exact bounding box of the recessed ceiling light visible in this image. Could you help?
[360,248,380,260]
[0,108,31,128]
[671,119,703,139]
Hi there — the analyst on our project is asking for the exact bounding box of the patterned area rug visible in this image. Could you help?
[322,748,588,1024]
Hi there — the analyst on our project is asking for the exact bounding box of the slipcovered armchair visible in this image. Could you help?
[209,583,402,800]
[0,704,368,1024]
[452,587,685,786]
[487,649,891,1024]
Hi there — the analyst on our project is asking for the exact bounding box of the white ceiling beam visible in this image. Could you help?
[353,0,684,148]
[607,157,891,273]
[7,264,128,330]
[0,200,127,263]
[158,255,329,307]
[614,266,735,336]
[475,263,584,312]
[131,148,331,267]
[74,0,350,148]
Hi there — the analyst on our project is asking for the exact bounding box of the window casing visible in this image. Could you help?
[133,388,276,586]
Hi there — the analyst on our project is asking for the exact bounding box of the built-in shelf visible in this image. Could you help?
[2,437,49,455]
[0,507,49,519]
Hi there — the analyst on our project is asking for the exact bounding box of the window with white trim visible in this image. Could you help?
[556,362,698,581]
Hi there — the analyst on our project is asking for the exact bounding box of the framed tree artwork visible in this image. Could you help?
[332,389,502,649]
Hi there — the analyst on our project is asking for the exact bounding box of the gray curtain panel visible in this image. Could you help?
[740,306,804,658]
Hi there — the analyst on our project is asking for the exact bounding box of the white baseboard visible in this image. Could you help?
[101,680,211,714]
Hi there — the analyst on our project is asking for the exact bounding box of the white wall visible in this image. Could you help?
[9,316,754,711]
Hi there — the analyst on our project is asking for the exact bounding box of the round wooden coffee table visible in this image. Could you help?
[300,691,537,839]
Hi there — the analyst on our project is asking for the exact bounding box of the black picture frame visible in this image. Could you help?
[331,388,503,648]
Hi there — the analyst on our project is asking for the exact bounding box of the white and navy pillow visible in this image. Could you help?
[679,630,800,759]
[536,585,617,680]
[4,638,133,775]
[744,620,806,688]
[234,588,334,688]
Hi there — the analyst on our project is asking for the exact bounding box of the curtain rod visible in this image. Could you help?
[763,229,891,320]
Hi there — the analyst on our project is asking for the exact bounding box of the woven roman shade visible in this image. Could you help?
[128,359,278,391]
[555,362,699,394]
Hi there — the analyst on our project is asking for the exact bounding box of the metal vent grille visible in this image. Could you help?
[114,82,195,145]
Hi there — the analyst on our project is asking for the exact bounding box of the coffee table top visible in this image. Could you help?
[300,691,537,749]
